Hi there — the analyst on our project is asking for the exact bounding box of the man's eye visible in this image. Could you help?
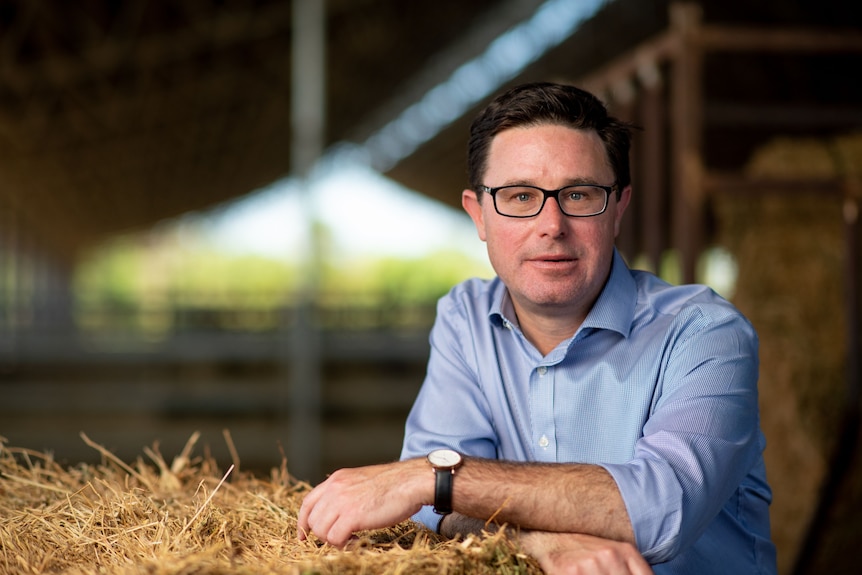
[566,192,585,201]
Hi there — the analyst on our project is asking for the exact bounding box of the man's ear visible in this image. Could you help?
[462,189,487,242]
[613,185,632,237]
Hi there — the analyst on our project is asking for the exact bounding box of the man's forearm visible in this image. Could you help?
[450,457,635,544]
[439,513,652,575]
[297,455,635,550]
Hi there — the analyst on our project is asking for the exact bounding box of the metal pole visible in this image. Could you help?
[286,0,325,485]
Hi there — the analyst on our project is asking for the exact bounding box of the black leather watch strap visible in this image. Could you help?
[433,468,454,515]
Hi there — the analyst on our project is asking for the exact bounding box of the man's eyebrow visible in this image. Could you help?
[562,177,606,186]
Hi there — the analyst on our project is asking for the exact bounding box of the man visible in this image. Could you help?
[297,82,776,575]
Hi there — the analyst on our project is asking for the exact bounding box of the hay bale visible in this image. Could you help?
[0,433,540,575]
[712,133,861,574]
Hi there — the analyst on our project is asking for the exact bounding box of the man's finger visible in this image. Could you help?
[296,484,325,540]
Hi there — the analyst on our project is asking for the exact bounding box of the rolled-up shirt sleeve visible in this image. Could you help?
[600,308,764,563]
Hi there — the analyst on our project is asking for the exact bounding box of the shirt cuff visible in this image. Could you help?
[412,505,445,533]
[599,460,683,563]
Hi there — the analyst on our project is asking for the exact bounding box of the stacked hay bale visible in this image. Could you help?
[0,434,539,575]
[713,133,862,574]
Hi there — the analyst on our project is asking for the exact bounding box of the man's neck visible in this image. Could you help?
[511,301,589,357]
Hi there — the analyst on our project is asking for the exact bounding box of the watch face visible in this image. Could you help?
[428,448,462,468]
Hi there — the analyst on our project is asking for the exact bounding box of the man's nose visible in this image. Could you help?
[536,195,568,233]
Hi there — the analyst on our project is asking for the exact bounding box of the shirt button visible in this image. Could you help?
[537,366,547,376]
[539,435,549,448]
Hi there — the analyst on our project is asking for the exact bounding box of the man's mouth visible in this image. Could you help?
[526,255,578,270]
[533,255,575,262]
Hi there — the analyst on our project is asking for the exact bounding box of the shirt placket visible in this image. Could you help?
[530,364,557,461]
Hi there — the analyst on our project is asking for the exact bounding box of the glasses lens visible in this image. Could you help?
[558,186,608,216]
[494,186,545,217]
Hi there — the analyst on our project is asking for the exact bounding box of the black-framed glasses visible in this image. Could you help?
[478,183,617,218]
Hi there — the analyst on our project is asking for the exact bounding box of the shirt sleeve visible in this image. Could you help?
[599,305,764,563]
[400,287,500,530]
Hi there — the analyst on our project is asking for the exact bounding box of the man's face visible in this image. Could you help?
[462,123,630,321]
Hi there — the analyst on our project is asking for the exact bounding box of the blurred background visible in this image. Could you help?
[1,0,860,573]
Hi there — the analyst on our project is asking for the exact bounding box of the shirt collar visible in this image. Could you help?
[489,248,636,338]
[581,249,636,338]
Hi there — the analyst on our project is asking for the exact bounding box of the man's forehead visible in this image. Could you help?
[488,123,601,151]
[486,124,611,175]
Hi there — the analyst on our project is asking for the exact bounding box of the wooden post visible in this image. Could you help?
[848,182,862,408]
[669,2,705,284]
[610,78,638,261]
[638,60,666,273]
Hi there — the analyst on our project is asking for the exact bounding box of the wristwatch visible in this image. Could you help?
[427,448,463,515]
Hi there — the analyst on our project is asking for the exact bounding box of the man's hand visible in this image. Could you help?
[519,531,654,575]
[297,459,430,547]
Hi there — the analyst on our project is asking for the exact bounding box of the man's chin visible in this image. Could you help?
[515,288,583,310]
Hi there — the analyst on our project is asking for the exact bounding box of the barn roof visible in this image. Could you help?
[2,0,860,262]
[0,0,544,258]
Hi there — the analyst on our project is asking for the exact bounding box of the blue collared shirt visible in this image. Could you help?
[400,250,776,574]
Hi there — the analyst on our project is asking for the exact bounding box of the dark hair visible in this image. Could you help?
[467,82,633,197]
